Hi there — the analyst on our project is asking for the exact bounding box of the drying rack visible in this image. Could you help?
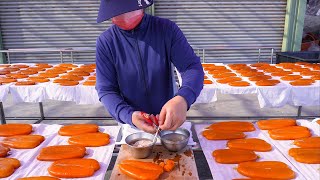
[0,47,318,125]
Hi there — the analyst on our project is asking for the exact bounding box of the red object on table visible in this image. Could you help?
[140,112,159,126]
[301,33,319,51]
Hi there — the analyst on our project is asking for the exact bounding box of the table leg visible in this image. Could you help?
[0,102,6,124]
[34,102,45,124]
[297,106,302,118]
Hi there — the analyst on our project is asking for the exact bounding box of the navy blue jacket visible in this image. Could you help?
[96,14,204,126]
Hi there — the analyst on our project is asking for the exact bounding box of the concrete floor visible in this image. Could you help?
[1,93,319,179]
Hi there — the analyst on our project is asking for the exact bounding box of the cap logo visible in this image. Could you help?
[137,0,142,7]
[143,0,151,5]
[137,0,151,7]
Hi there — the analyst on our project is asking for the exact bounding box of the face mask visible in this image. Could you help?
[112,10,144,30]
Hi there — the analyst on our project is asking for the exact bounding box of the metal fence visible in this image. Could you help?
[0,46,276,64]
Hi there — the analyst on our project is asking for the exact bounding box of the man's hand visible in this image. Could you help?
[132,111,157,133]
[158,96,188,130]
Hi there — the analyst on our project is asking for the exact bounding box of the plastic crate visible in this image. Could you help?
[276,51,320,63]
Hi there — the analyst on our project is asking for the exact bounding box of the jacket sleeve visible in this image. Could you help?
[169,22,204,109]
[95,37,135,126]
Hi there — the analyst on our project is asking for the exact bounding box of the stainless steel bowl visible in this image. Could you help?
[125,132,156,159]
[159,128,190,152]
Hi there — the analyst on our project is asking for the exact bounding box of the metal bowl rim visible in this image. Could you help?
[125,132,156,148]
[159,128,190,145]
[159,127,190,135]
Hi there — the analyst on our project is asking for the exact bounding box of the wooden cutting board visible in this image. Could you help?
[110,145,199,180]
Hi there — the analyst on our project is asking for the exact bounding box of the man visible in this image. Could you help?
[96,0,204,133]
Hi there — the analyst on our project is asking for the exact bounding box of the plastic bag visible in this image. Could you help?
[307,0,320,16]
[308,41,320,51]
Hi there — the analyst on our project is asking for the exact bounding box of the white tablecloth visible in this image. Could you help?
[177,63,320,108]
[0,63,101,105]
[9,124,121,180]
[194,123,306,180]
[258,120,320,180]
[76,85,100,104]
[0,124,57,179]
[1,63,319,108]
[0,83,10,102]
